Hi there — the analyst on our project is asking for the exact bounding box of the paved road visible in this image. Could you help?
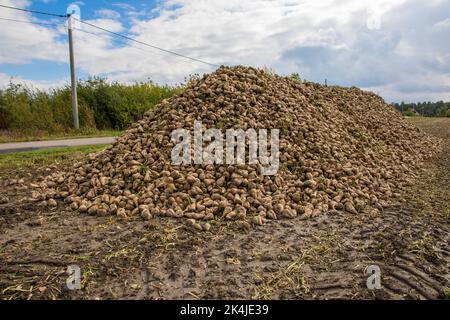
[0,137,116,154]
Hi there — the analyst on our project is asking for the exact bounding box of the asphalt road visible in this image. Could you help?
[0,137,116,154]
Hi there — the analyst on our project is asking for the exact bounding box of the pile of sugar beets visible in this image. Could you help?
[37,66,441,230]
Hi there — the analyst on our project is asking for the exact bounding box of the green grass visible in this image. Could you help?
[0,144,109,169]
[0,128,121,143]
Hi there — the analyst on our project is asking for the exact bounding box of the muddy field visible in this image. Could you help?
[0,118,449,300]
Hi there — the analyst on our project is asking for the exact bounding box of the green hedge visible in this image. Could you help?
[0,78,181,132]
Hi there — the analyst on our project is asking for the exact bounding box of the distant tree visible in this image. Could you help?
[393,100,450,117]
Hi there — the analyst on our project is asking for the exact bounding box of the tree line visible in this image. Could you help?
[393,101,450,117]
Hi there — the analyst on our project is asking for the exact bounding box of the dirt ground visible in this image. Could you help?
[0,119,449,300]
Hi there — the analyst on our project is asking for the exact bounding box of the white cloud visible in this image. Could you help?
[95,9,121,20]
[0,0,67,64]
[112,2,135,11]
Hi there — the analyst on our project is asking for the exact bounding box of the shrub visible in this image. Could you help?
[403,108,416,117]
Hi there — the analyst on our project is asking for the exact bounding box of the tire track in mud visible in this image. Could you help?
[0,195,448,300]
[128,204,448,300]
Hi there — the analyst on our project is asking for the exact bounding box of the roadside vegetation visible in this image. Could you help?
[0,77,181,142]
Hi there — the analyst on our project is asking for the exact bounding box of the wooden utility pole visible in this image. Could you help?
[67,14,79,130]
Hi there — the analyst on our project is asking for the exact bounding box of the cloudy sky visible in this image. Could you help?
[0,0,449,102]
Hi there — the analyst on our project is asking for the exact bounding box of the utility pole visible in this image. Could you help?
[67,14,79,130]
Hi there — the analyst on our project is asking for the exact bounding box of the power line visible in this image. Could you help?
[74,27,203,66]
[74,17,220,67]
[75,28,160,57]
[0,4,67,18]
[0,4,220,67]
[0,17,63,27]
[0,16,208,68]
